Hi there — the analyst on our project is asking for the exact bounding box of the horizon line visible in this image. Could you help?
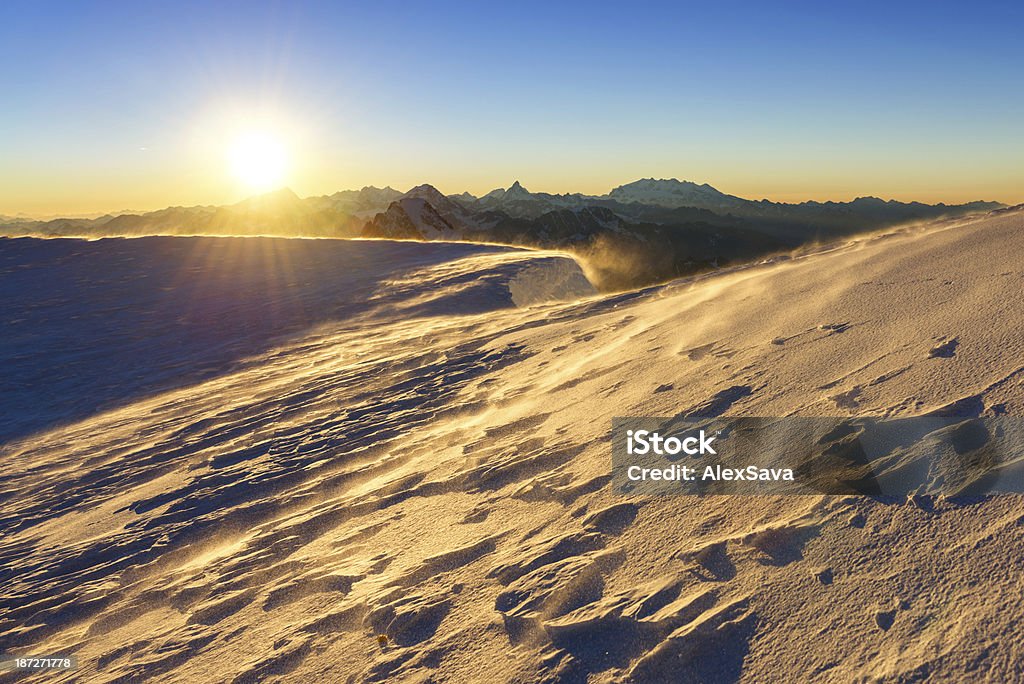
[2,177,1012,221]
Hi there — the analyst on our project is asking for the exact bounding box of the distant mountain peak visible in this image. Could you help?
[257,187,300,200]
[233,187,301,209]
[479,181,532,202]
[607,178,736,209]
[506,180,532,197]
[617,178,722,192]
[405,183,446,198]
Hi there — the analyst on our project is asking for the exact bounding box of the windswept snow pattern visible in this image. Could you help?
[2,210,1024,682]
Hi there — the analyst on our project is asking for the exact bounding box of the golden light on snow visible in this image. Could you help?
[227,129,289,193]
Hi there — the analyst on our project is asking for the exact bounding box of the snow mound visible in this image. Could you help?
[0,237,593,444]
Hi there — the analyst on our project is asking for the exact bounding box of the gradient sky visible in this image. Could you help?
[1,0,1022,216]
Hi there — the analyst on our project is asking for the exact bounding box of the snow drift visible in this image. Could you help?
[2,208,1024,682]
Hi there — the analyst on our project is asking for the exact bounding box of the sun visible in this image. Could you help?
[227,129,288,193]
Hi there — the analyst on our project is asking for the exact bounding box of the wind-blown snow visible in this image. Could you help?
[2,209,1024,682]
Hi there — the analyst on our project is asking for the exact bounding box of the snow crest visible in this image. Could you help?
[508,255,597,307]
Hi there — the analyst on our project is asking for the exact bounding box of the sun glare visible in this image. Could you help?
[228,129,288,193]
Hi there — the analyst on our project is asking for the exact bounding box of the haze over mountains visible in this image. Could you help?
[2,179,1002,289]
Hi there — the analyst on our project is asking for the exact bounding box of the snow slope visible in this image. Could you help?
[2,208,1024,682]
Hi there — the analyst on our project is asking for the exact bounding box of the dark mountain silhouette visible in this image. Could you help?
[2,179,1003,290]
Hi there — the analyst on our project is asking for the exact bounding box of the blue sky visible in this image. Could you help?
[1,0,1021,214]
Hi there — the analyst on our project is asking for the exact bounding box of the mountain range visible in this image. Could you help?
[1,180,1002,289]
